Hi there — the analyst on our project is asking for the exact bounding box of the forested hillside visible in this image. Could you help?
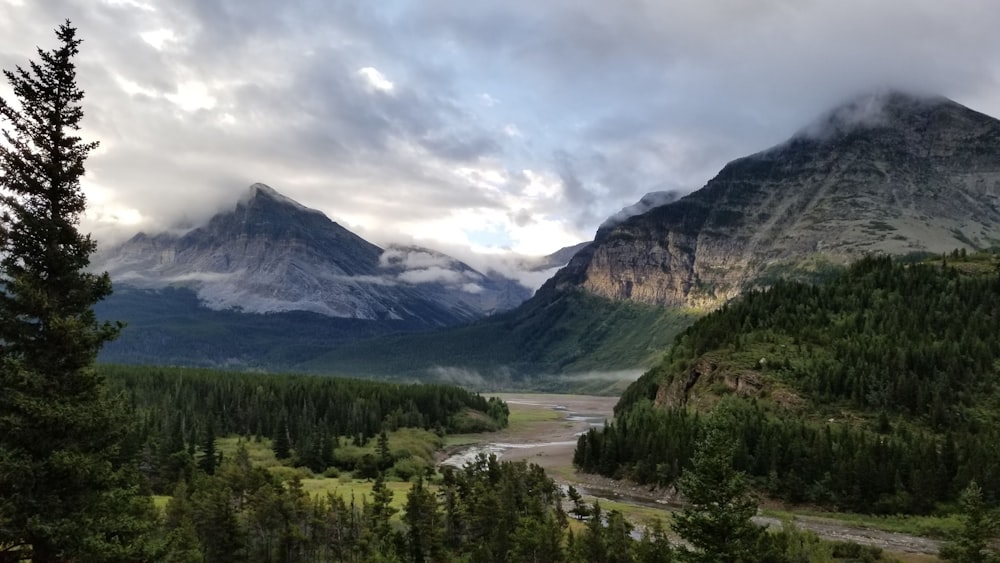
[576,253,1000,515]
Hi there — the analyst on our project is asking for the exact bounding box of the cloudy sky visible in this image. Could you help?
[3,0,1000,259]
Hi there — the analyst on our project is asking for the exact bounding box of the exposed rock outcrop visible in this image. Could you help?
[96,184,531,326]
[543,91,1000,310]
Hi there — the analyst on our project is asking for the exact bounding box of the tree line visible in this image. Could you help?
[97,364,509,493]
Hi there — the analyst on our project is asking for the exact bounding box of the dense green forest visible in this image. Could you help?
[576,254,1000,515]
[154,436,902,563]
[156,449,673,563]
[99,365,508,493]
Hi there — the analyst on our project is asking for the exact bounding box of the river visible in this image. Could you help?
[439,393,942,557]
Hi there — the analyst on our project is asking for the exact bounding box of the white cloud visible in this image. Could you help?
[165,81,216,111]
[358,66,394,92]
[380,248,454,270]
[461,282,484,294]
[139,29,175,50]
[398,266,465,285]
[114,75,158,97]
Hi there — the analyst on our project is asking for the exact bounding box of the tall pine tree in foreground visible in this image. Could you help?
[672,408,767,563]
[0,22,154,562]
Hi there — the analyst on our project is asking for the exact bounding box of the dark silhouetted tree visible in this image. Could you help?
[0,21,154,562]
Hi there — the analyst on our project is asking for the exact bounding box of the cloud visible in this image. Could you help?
[111,270,237,284]
[600,190,682,231]
[358,66,394,92]
[379,248,454,270]
[460,283,484,294]
[397,266,466,285]
[3,0,1000,265]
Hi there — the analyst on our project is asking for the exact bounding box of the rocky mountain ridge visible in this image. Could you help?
[97,183,532,326]
[544,91,1000,310]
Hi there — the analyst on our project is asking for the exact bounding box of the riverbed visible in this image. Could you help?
[441,393,943,558]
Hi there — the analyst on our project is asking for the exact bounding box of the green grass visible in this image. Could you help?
[152,495,171,512]
[763,507,963,539]
[442,435,482,447]
[588,497,674,529]
[299,477,420,522]
[506,405,563,432]
[217,436,281,468]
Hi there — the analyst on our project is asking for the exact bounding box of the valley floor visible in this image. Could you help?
[443,393,944,562]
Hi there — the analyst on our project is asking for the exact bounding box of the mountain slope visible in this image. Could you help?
[300,288,694,390]
[548,91,1000,310]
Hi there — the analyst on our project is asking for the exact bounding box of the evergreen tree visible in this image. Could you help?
[402,476,444,563]
[672,416,765,563]
[940,481,1000,563]
[377,429,393,470]
[566,485,590,520]
[634,519,675,563]
[368,471,397,554]
[198,419,218,475]
[273,417,291,460]
[0,22,153,561]
[162,481,205,563]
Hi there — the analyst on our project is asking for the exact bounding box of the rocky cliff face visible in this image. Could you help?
[544,92,1000,310]
[97,184,531,326]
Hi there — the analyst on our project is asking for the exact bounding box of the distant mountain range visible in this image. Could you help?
[305,91,1000,385]
[94,184,581,368]
[96,90,1000,384]
[99,184,533,323]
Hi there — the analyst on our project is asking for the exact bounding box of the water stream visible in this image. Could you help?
[437,400,941,553]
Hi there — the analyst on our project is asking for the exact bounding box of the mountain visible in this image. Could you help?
[379,244,533,316]
[99,183,530,323]
[548,91,1000,310]
[308,91,1000,384]
[95,183,532,368]
[597,190,682,231]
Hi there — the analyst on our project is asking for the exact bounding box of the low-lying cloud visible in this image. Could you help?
[599,190,682,231]
[397,266,468,285]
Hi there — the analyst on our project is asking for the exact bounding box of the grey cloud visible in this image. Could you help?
[380,248,452,270]
[553,150,603,229]
[6,0,1000,260]
[509,209,532,228]
[600,190,683,231]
